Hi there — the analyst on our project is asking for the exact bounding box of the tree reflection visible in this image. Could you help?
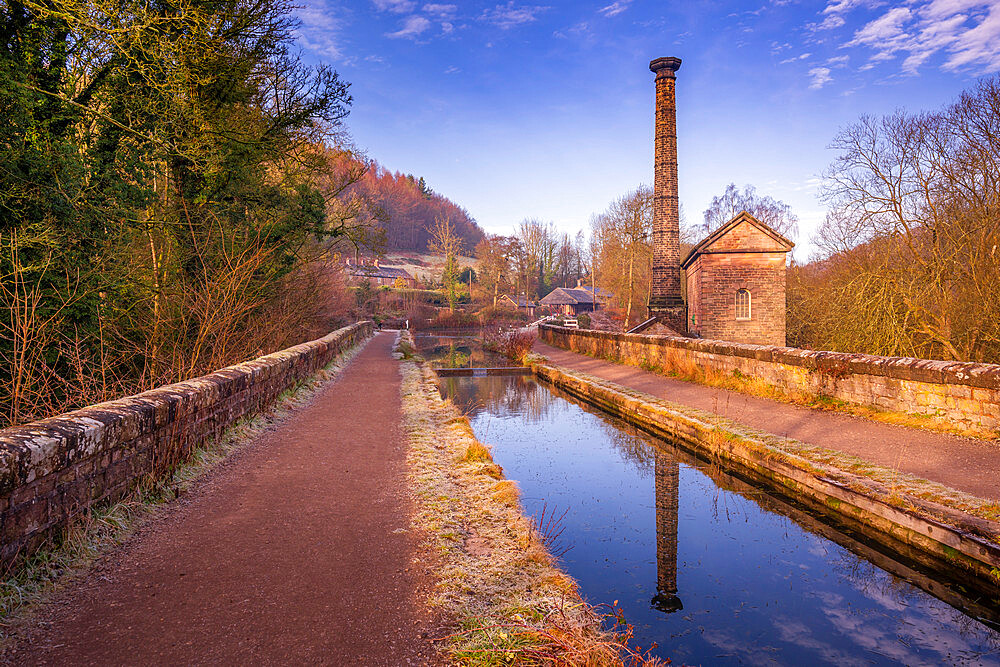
[439,376,554,422]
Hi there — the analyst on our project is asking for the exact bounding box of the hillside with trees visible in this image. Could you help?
[322,152,483,255]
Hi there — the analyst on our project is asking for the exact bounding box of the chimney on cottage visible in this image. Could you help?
[647,56,686,332]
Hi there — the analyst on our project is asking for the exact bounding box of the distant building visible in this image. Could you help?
[498,294,536,317]
[681,211,794,346]
[539,284,606,316]
[345,257,416,288]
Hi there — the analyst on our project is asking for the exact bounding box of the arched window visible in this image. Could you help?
[735,289,751,320]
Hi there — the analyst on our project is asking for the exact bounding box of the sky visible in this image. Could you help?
[292,0,1000,259]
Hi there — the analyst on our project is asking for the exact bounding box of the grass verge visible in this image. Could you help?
[397,333,662,666]
[0,342,366,639]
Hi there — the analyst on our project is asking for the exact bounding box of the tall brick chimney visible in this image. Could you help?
[647,56,686,332]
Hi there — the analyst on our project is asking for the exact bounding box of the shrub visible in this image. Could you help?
[483,329,535,363]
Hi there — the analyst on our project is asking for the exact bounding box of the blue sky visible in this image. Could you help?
[294,1,1000,258]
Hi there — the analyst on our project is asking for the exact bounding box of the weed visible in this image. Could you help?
[491,481,520,508]
[530,502,572,561]
[463,441,494,463]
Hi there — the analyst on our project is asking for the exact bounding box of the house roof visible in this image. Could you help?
[575,284,612,299]
[681,211,795,269]
[500,294,536,307]
[539,287,600,306]
[348,264,413,280]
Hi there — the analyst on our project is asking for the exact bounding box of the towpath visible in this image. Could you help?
[534,340,1000,501]
[5,332,443,666]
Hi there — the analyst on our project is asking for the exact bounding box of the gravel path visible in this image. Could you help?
[535,340,1000,501]
[6,332,443,666]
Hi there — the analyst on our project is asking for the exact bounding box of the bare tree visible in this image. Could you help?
[790,77,1000,362]
[591,187,654,328]
[700,183,799,241]
[429,216,464,312]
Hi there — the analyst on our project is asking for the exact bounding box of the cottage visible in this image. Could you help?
[345,258,416,288]
[498,294,536,316]
[681,211,793,346]
[539,286,604,316]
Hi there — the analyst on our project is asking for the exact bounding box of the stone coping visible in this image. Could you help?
[538,324,1000,390]
[0,322,372,497]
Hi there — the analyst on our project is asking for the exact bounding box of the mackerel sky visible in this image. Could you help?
[294,1,1000,258]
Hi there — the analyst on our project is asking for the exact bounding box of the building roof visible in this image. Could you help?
[348,264,413,281]
[500,294,536,307]
[575,284,612,300]
[681,211,795,269]
[539,287,601,306]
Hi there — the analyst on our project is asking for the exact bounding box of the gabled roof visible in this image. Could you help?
[575,285,612,299]
[500,294,536,307]
[348,264,413,280]
[681,211,795,269]
[539,287,600,306]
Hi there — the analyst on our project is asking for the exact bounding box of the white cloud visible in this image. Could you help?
[295,4,343,58]
[598,0,632,17]
[373,0,416,12]
[779,52,812,64]
[481,2,549,29]
[423,3,457,16]
[817,14,846,29]
[808,66,833,88]
[826,1,1000,74]
[386,15,432,38]
[848,7,912,46]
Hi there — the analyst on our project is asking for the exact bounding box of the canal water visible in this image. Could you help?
[437,373,1000,666]
[412,330,517,369]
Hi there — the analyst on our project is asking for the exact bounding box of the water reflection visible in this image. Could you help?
[440,375,1000,665]
[412,330,517,369]
[653,451,682,614]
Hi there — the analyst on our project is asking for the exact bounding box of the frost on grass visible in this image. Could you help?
[0,343,366,636]
[398,349,661,666]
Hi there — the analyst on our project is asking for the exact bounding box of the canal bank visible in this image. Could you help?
[528,357,1000,594]
[412,329,1000,662]
[438,371,1000,664]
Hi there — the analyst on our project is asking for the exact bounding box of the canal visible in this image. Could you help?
[435,369,1000,666]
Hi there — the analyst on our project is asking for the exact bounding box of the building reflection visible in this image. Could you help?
[652,448,683,613]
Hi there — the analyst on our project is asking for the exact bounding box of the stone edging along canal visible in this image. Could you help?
[530,359,1000,590]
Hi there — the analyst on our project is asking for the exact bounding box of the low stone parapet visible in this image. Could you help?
[0,322,373,565]
[538,325,1000,434]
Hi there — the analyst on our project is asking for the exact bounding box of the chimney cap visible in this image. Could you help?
[649,56,682,76]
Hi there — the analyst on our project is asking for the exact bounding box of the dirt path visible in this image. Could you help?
[535,340,1000,501]
[5,332,443,666]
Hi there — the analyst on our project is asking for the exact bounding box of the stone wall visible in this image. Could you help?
[0,322,373,565]
[538,325,1000,433]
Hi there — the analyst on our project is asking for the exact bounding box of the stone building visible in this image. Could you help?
[681,211,794,346]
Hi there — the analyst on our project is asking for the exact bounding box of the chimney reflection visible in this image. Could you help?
[652,448,683,613]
